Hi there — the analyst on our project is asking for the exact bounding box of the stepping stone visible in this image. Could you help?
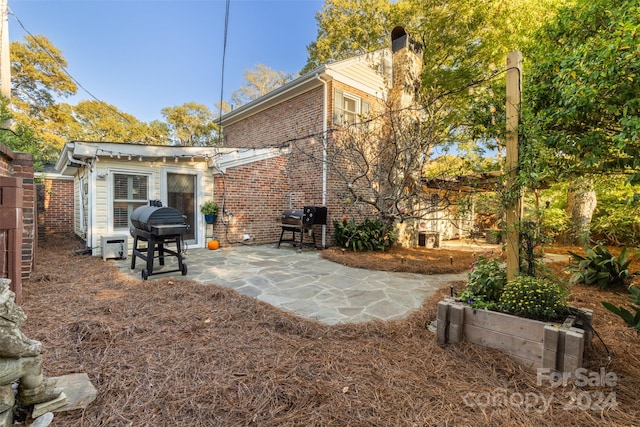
[47,373,97,414]
[30,412,54,427]
[32,393,67,419]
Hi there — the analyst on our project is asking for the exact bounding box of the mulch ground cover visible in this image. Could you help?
[17,237,640,426]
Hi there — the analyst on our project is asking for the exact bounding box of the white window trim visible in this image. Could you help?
[159,165,206,247]
[107,168,155,234]
[334,89,370,126]
[342,92,361,125]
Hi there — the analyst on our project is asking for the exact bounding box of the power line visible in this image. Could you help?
[7,7,165,143]
[9,9,109,109]
[217,0,230,144]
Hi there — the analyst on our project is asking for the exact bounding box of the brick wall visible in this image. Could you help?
[223,87,325,149]
[222,87,329,246]
[221,80,387,248]
[10,153,36,281]
[213,154,289,245]
[0,143,35,304]
[38,177,74,238]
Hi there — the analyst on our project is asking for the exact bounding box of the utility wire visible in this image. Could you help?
[9,10,121,114]
[217,0,230,145]
[8,7,166,144]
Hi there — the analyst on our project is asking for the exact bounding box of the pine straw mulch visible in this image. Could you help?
[18,237,640,426]
[319,245,482,274]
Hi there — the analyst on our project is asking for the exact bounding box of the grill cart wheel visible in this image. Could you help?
[142,268,149,280]
[181,263,187,276]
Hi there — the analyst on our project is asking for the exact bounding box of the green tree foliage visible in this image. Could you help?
[526,0,640,181]
[65,100,169,144]
[161,102,219,146]
[305,0,566,168]
[9,35,77,110]
[0,98,51,169]
[6,35,79,162]
[301,0,391,73]
[302,0,564,242]
[5,35,173,163]
[229,64,294,109]
[590,176,640,246]
[535,177,640,246]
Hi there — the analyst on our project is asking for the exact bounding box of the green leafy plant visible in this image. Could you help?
[332,217,393,252]
[498,276,568,321]
[567,243,632,289]
[601,286,640,331]
[459,254,507,310]
[200,200,219,215]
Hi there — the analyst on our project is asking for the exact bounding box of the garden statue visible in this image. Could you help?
[0,278,64,423]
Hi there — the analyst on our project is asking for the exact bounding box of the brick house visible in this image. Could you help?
[54,141,287,256]
[53,26,434,255]
[219,26,425,248]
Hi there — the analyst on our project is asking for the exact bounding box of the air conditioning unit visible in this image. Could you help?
[101,235,128,261]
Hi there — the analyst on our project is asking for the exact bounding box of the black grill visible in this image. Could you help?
[277,206,327,250]
[129,200,189,280]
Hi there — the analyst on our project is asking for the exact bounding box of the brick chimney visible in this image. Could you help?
[390,26,423,109]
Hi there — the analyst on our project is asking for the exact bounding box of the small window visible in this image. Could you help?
[342,94,358,125]
[334,90,370,125]
[113,173,148,229]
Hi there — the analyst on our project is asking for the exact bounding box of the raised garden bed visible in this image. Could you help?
[436,298,593,373]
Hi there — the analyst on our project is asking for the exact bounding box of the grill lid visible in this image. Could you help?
[281,209,303,225]
[131,200,186,232]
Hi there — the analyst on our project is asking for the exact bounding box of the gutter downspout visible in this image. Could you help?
[67,149,96,253]
[316,73,329,248]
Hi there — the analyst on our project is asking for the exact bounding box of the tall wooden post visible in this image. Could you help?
[0,0,9,100]
[505,51,522,280]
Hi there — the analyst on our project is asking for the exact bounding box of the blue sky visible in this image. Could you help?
[8,0,324,122]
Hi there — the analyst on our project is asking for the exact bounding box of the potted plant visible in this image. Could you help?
[200,200,219,224]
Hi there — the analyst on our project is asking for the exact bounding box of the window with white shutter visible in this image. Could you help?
[113,173,148,229]
[334,90,369,125]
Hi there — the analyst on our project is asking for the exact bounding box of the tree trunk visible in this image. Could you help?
[565,177,597,246]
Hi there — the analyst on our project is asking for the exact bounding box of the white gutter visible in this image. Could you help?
[316,73,329,248]
[64,145,96,252]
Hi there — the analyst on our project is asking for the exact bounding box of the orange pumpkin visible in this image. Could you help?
[207,239,219,250]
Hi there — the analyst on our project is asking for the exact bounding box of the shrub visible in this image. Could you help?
[498,276,568,321]
[332,217,393,252]
[567,243,632,289]
[601,285,640,331]
[540,207,569,241]
[459,254,507,310]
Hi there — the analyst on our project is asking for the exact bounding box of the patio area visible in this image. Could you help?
[113,243,468,325]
